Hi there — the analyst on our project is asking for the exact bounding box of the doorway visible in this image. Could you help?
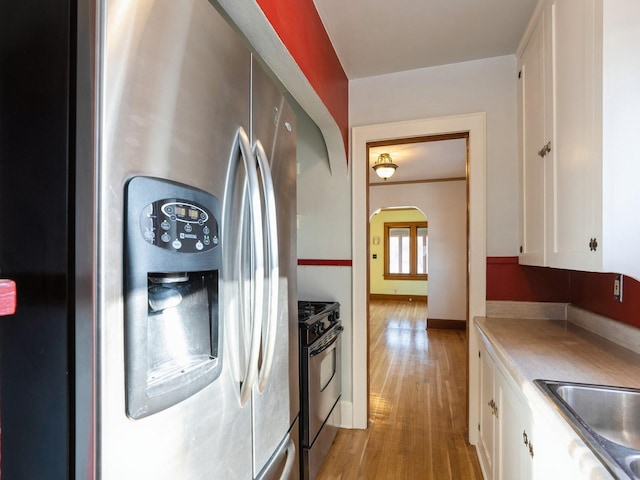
[367,134,468,330]
[369,207,428,304]
[351,113,486,446]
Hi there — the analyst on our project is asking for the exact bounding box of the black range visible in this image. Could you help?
[297,300,342,480]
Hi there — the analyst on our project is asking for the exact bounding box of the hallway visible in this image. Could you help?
[317,300,483,479]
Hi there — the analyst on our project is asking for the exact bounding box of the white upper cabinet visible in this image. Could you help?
[518,0,599,272]
[519,0,640,281]
[545,0,599,270]
[518,12,546,266]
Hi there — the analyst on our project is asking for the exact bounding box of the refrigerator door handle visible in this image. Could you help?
[255,435,296,480]
[254,139,279,392]
[235,127,265,406]
[278,438,296,480]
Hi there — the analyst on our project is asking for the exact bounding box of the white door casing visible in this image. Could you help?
[351,113,486,444]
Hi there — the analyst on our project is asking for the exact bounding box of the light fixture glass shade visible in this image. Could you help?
[372,153,398,180]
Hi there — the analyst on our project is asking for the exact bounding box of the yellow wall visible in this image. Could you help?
[369,208,428,296]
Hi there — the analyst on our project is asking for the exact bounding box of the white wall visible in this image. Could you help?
[601,0,640,280]
[291,99,355,415]
[292,97,350,260]
[294,54,513,432]
[350,55,518,256]
[370,181,467,321]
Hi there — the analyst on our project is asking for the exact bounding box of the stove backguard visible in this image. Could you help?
[124,176,222,419]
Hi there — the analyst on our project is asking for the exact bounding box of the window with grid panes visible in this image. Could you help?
[384,222,428,280]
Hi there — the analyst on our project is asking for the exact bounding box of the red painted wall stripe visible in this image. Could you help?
[298,259,352,267]
[486,257,640,329]
[255,0,349,155]
[486,258,571,303]
[487,256,519,264]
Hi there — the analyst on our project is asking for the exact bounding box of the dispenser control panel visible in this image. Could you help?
[139,198,219,253]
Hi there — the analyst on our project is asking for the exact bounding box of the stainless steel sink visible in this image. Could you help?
[630,456,640,477]
[535,380,640,480]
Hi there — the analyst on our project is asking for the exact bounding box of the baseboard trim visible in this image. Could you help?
[427,318,466,330]
[369,293,428,302]
[339,400,356,429]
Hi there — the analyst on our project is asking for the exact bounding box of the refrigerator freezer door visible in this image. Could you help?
[84,0,254,478]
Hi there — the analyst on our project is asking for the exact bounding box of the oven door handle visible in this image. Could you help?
[309,326,343,357]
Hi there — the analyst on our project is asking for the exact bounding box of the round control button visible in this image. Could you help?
[203,226,210,235]
[170,215,177,221]
[184,223,193,233]
[161,233,171,243]
[195,241,204,251]
[200,212,206,220]
[165,206,174,214]
[198,219,204,226]
[213,236,219,245]
[203,236,210,245]
[143,230,155,241]
[161,220,170,231]
[172,239,182,250]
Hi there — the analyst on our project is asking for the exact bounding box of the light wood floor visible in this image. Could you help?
[316,300,483,480]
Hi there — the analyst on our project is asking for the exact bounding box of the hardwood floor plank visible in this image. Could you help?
[316,300,482,480]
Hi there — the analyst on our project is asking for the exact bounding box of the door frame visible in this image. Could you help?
[351,113,486,444]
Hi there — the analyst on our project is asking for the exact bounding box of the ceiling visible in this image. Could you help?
[312,0,539,79]
[368,138,467,185]
[313,0,538,182]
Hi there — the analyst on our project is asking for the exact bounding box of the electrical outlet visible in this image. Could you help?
[614,274,623,302]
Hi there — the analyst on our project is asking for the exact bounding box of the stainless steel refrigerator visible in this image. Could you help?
[0,0,299,478]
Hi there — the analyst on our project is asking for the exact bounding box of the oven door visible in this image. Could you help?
[305,325,342,446]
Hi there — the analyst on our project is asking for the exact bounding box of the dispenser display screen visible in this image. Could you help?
[139,198,219,253]
[125,176,223,420]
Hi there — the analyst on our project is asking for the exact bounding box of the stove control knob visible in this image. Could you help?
[312,323,322,336]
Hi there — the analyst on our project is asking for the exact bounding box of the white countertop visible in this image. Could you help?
[475,316,640,479]
[476,317,640,389]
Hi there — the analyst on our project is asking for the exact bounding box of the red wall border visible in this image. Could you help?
[255,0,349,154]
[486,257,640,329]
[298,259,352,267]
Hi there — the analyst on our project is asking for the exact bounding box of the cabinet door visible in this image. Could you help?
[477,346,496,479]
[496,369,532,480]
[530,415,584,480]
[519,13,546,266]
[545,0,599,270]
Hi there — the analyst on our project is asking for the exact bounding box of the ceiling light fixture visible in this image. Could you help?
[372,153,398,181]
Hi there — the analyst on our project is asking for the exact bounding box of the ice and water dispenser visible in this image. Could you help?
[124,176,222,419]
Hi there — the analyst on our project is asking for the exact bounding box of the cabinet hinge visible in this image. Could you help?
[518,70,522,79]
[589,238,599,252]
[478,350,481,358]
[520,245,523,254]
[478,422,481,432]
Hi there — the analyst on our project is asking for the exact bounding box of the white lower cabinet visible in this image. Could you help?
[477,338,535,480]
[496,369,534,480]
[477,341,496,479]
[530,414,581,480]
[476,329,600,480]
